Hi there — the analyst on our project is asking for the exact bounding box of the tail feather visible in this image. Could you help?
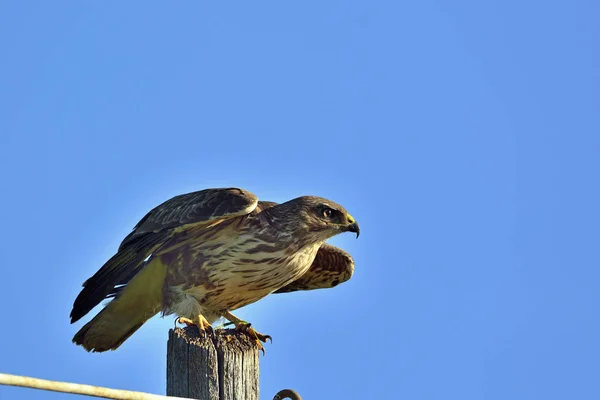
[72,257,167,352]
[72,308,147,352]
[70,231,166,324]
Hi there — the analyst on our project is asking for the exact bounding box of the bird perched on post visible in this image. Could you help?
[70,187,359,353]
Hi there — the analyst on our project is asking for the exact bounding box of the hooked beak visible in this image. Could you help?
[348,222,360,238]
[345,214,360,238]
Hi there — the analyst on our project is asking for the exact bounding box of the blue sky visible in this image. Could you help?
[1,1,599,399]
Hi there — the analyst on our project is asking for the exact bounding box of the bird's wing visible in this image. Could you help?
[273,243,355,293]
[119,187,258,249]
[70,187,258,323]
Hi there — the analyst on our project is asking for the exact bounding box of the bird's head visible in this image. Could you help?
[271,196,360,243]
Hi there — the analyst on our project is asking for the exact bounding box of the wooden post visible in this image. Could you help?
[167,327,260,400]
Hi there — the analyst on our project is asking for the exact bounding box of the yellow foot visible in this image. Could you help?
[221,310,272,354]
[234,322,272,355]
[175,316,214,338]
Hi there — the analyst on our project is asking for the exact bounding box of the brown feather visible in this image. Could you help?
[273,243,355,293]
[72,257,167,352]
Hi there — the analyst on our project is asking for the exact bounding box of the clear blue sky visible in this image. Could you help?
[1,1,599,399]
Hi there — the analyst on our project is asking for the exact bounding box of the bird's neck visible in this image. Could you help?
[254,208,323,252]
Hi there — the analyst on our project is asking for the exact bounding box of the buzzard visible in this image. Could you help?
[70,188,359,353]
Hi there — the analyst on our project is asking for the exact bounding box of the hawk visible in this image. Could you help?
[70,187,359,352]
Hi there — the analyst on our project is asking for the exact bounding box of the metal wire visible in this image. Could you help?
[0,373,189,400]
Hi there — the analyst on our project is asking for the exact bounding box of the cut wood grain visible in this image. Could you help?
[166,327,260,400]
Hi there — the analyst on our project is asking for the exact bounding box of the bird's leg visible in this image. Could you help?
[222,310,272,354]
[175,315,214,338]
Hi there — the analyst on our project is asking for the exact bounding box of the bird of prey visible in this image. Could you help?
[70,187,359,353]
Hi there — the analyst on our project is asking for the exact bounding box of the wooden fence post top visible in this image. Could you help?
[167,327,302,400]
[170,326,259,351]
[167,326,260,400]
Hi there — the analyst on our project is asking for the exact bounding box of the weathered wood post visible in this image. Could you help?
[167,326,260,400]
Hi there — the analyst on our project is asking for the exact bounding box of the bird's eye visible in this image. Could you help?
[322,208,333,219]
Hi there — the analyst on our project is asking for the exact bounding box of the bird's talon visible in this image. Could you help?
[254,339,267,355]
[222,311,271,353]
[175,316,213,339]
[234,323,272,350]
[257,333,272,343]
[176,317,195,327]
